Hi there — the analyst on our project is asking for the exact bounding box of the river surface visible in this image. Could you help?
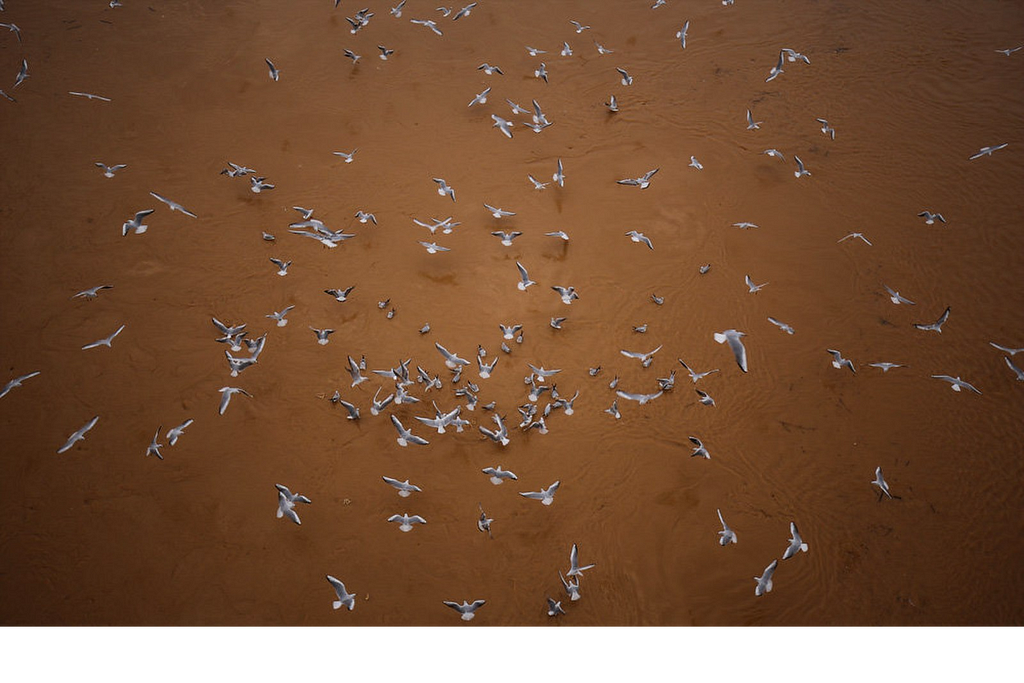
[1,0,1022,626]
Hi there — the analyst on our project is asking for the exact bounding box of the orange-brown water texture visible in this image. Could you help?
[1,0,1023,627]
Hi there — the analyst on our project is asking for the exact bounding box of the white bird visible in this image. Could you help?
[491,115,514,138]
[432,177,456,202]
[605,94,619,112]
[695,388,715,406]
[931,375,981,394]
[717,509,737,545]
[382,476,422,497]
[419,241,450,254]
[782,48,811,64]
[625,230,654,250]
[617,168,659,189]
[714,329,748,373]
[620,345,663,368]
[265,58,279,81]
[559,571,582,601]
[534,62,548,83]
[767,317,795,335]
[482,466,517,485]
[491,230,523,247]
[525,46,547,57]
[913,307,950,333]
[838,232,872,246]
[616,67,633,86]
[410,18,443,35]
[57,416,99,454]
[276,484,311,525]
[872,467,898,501]
[816,117,836,140]
[468,86,491,107]
[343,48,361,64]
[567,543,595,577]
[82,324,126,350]
[166,419,193,446]
[968,143,1007,160]
[520,480,560,505]
[149,191,198,218]
[72,285,113,300]
[868,362,904,373]
[122,209,154,236]
[388,513,427,532]
[390,414,429,447]
[326,575,356,611]
[443,600,486,621]
[484,204,516,219]
[547,598,565,617]
[355,210,377,225]
[989,342,1024,356]
[754,559,778,597]
[310,327,335,345]
[218,387,252,415]
[782,522,809,560]
[1005,356,1024,381]
[595,41,614,55]
[689,156,703,170]
[552,285,579,305]
[14,58,28,88]
[435,341,470,369]
[678,359,719,383]
[676,20,689,48]
[745,275,769,293]
[390,0,407,17]
[746,109,762,130]
[266,305,294,327]
[689,436,710,460]
[511,262,535,291]
[95,162,126,178]
[527,364,561,382]
[142,426,164,460]
[765,50,785,82]
[378,45,394,60]
[827,348,856,374]
[605,399,621,419]
[250,176,274,193]
[570,19,590,33]
[883,285,915,305]
[561,41,572,57]
[1,370,40,400]
[552,158,565,187]
[479,413,510,446]
[763,148,786,161]
[918,210,945,225]
[996,46,1022,56]
[616,389,664,405]
[793,156,811,178]
[333,149,358,163]
[477,62,503,75]
[528,174,549,190]
[325,286,356,303]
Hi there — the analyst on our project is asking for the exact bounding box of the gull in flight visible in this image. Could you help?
[520,481,560,505]
[222,162,256,177]
[717,509,737,545]
[996,46,1022,56]
[477,504,494,539]
[326,575,356,611]
[266,305,294,327]
[695,388,715,406]
[419,241,450,254]
[546,230,570,241]
[96,163,126,178]
[552,159,565,187]
[325,286,355,302]
[310,328,335,346]
[435,342,470,369]
[218,387,252,415]
[347,356,367,387]
[14,58,28,87]
[689,156,703,170]
[378,45,394,60]
[391,414,429,447]
[166,419,194,446]
[484,204,516,219]
[676,20,689,48]
[968,143,1008,160]
[782,522,809,560]
[754,560,778,596]
[0,21,21,43]
[433,177,456,202]
[733,222,758,229]
[626,230,654,249]
[73,285,113,300]
[918,210,945,225]
[57,416,100,454]
[570,20,590,33]
[410,18,443,35]
[547,598,565,617]
[763,148,785,161]
[516,262,536,291]
[616,389,664,405]
[482,465,517,485]
[689,436,710,460]
[616,67,633,86]
[528,174,549,190]
[767,317,795,335]
[478,63,503,75]
[1005,356,1024,381]
[82,324,126,350]
[336,399,360,421]
[567,543,595,578]
[525,46,547,57]
[605,399,621,419]
[838,232,872,246]
[913,306,950,333]
[872,467,900,501]
[443,600,485,621]
[605,94,618,112]
[990,342,1024,356]
[745,275,768,293]
[527,364,561,382]
[868,362,904,373]
[827,349,856,374]
[388,513,427,532]
[816,117,836,140]
[499,323,522,340]
[150,191,197,218]
[265,58,279,81]
[534,62,548,83]
[276,484,311,525]
[333,149,358,163]
[617,168,659,189]
[793,156,811,178]
[746,109,762,130]
[883,285,915,305]
[621,345,663,368]
[678,359,719,383]
[491,115,514,138]
[355,210,376,225]
[552,285,579,305]
[766,50,785,82]
[479,414,510,446]
[343,49,361,64]
[783,48,811,64]
[1,370,40,400]
[382,476,422,497]
[932,375,981,394]
[371,388,396,415]
[561,42,572,57]
[468,86,490,107]
[492,230,522,247]
[146,429,164,460]
[122,209,154,236]
[559,572,581,601]
[595,40,614,55]
[714,329,748,373]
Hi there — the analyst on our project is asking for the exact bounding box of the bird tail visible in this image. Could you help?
[713,332,726,344]
[333,600,342,610]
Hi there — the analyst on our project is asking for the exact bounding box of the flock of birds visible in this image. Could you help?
[2,0,1022,624]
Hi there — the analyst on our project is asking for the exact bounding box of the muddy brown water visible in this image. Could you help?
[1,0,1022,626]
